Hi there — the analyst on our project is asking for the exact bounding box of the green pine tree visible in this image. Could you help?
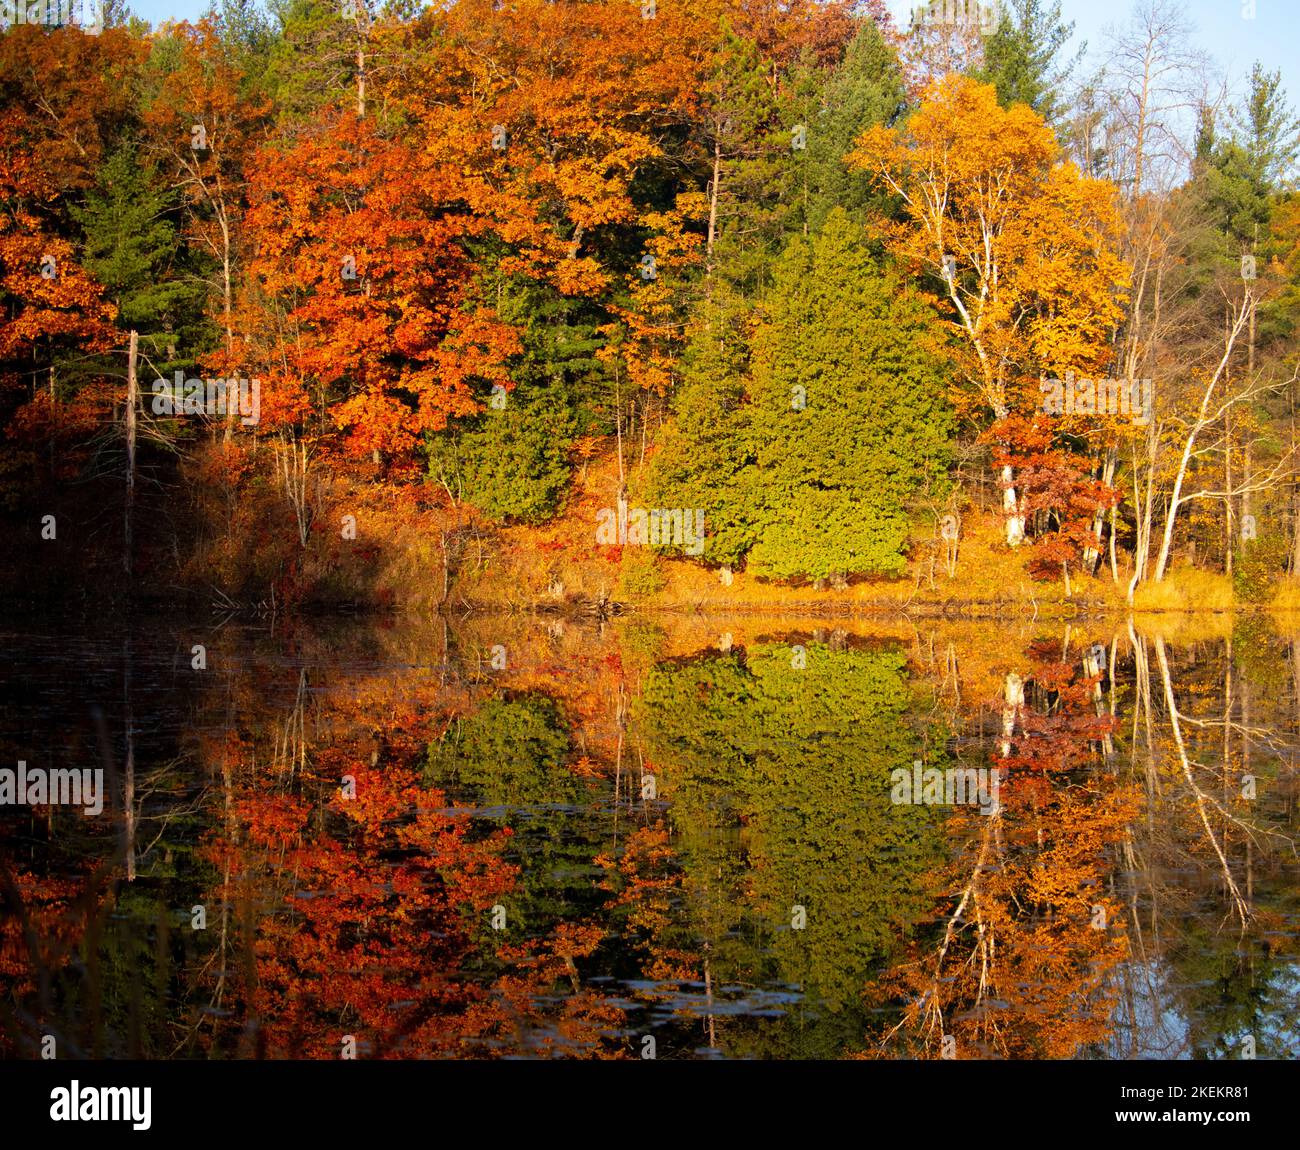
[745,208,953,581]
[803,17,906,233]
[72,141,207,374]
[977,0,1081,124]
[649,209,953,581]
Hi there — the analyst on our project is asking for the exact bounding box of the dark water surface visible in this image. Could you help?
[2,612,1297,1059]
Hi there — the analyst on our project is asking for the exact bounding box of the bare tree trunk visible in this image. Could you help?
[1084,447,1117,573]
[705,133,721,280]
[277,432,315,547]
[1244,249,1256,530]
[1153,296,1251,582]
[1110,501,1120,584]
[1292,381,1300,573]
[614,362,626,493]
[1225,405,1234,579]
[48,362,55,471]
[1001,462,1025,547]
[356,45,366,118]
[220,217,235,445]
[125,331,138,576]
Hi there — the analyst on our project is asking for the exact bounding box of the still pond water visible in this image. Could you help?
[2,611,1297,1059]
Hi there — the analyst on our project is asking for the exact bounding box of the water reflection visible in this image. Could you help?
[1,614,1297,1059]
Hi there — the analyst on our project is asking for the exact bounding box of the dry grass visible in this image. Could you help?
[1268,578,1300,613]
[184,439,1250,619]
[1130,568,1235,612]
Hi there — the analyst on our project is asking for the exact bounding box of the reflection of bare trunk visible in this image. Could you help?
[1126,621,1158,803]
[1240,667,1251,842]
[702,943,717,1051]
[1224,407,1233,579]
[1152,636,1251,926]
[1082,642,1113,758]
[273,668,308,780]
[1223,633,1233,809]
[1292,638,1300,738]
[891,812,998,1053]
[1108,634,1119,755]
[123,633,135,883]
[1291,384,1300,574]
[1000,673,1023,758]
[213,695,235,1010]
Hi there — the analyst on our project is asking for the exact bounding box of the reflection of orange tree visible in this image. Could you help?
[198,756,521,1058]
[597,824,698,984]
[491,921,629,1059]
[200,706,630,1058]
[0,868,100,1056]
[865,655,1139,1060]
[596,824,706,1053]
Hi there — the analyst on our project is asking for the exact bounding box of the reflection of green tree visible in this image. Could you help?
[428,695,577,807]
[1140,632,1300,1060]
[425,694,607,945]
[1168,897,1300,1060]
[637,642,946,1057]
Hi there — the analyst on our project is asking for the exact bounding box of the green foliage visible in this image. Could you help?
[706,18,905,298]
[212,0,278,96]
[1241,63,1300,191]
[704,29,797,301]
[651,209,953,580]
[977,0,1080,123]
[644,367,759,569]
[636,641,946,1051]
[1234,530,1288,603]
[427,693,576,805]
[426,384,578,524]
[425,693,604,943]
[802,18,905,233]
[263,0,367,121]
[424,277,603,523]
[72,142,207,371]
[617,550,666,601]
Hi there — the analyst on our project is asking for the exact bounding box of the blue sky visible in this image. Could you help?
[885,0,1299,98]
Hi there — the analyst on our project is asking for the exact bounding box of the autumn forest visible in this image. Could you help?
[1,0,1299,1081]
